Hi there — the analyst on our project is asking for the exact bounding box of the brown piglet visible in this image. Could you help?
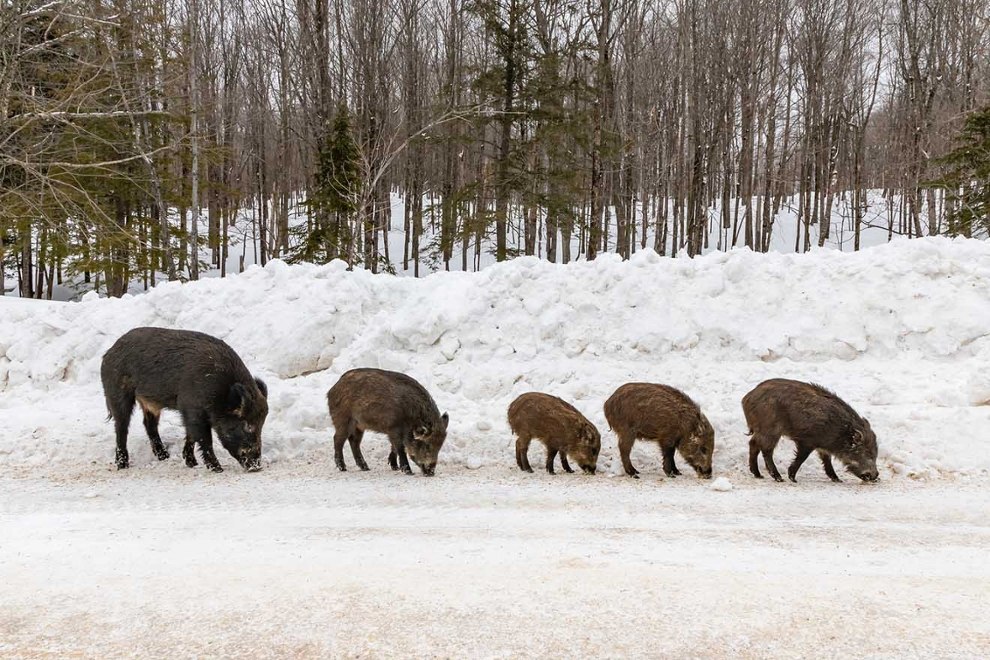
[604,383,714,479]
[507,392,600,475]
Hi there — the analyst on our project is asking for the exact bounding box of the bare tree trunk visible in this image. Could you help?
[189,0,201,280]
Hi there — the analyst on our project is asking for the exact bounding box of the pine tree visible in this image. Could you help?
[935,106,990,238]
[294,104,361,264]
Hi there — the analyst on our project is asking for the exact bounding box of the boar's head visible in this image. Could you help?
[214,377,268,472]
[408,412,449,476]
[568,422,601,474]
[837,418,879,482]
[679,414,714,479]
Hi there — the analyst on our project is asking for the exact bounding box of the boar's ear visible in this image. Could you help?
[254,377,268,399]
[413,425,429,439]
[851,429,864,446]
[441,412,449,430]
[228,382,249,417]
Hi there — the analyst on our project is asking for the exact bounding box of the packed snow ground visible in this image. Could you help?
[1,236,989,657]
[1,467,988,658]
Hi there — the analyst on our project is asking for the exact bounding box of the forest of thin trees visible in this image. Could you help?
[1,0,988,298]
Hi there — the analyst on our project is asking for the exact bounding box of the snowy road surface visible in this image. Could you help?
[1,464,987,659]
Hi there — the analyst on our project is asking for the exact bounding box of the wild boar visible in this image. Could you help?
[507,392,600,475]
[603,383,714,479]
[101,327,268,472]
[327,368,448,476]
[742,378,879,483]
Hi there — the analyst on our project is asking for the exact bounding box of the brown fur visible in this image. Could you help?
[507,392,601,474]
[603,383,714,479]
[327,368,448,476]
[742,378,878,483]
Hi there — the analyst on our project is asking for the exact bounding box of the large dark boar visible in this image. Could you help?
[327,368,448,476]
[507,392,600,475]
[604,383,714,479]
[101,327,268,472]
[742,378,878,483]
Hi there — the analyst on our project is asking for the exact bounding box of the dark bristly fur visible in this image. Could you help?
[327,368,448,476]
[741,378,879,483]
[101,327,268,472]
[507,392,601,475]
[604,383,715,479]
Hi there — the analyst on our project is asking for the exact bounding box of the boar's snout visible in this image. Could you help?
[580,464,596,475]
[419,462,437,477]
[858,468,879,482]
[239,451,262,472]
[696,466,713,479]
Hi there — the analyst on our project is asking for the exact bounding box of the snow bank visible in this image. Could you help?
[2,237,989,478]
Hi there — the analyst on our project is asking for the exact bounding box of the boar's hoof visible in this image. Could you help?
[183,448,198,468]
[402,466,414,476]
[772,475,784,483]
[115,450,129,470]
[207,464,224,473]
[153,447,170,461]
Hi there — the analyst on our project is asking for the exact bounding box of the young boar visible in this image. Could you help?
[604,383,714,479]
[101,327,268,472]
[327,368,448,476]
[507,392,601,475]
[742,378,879,483]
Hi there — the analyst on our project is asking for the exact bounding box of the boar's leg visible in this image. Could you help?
[545,448,558,475]
[667,445,686,476]
[661,445,680,477]
[748,438,763,479]
[819,451,842,482]
[141,408,170,462]
[515,436,534,473]
[787,444,813,483]
[333,425,350,471]
[759,438,783,482]
[109,397,135,470]
[388,450,399,471]
[349,429,369,471]
[182,436,198,467]
[388,433,413,475]
[559,453,574,473]
[113,410,131,470]
[617,432,639,478]
[395,444,413,475]
[184,412,222,473]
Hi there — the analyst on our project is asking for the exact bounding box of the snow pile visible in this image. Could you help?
[709,476,735,492]
[1,237,988,478]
